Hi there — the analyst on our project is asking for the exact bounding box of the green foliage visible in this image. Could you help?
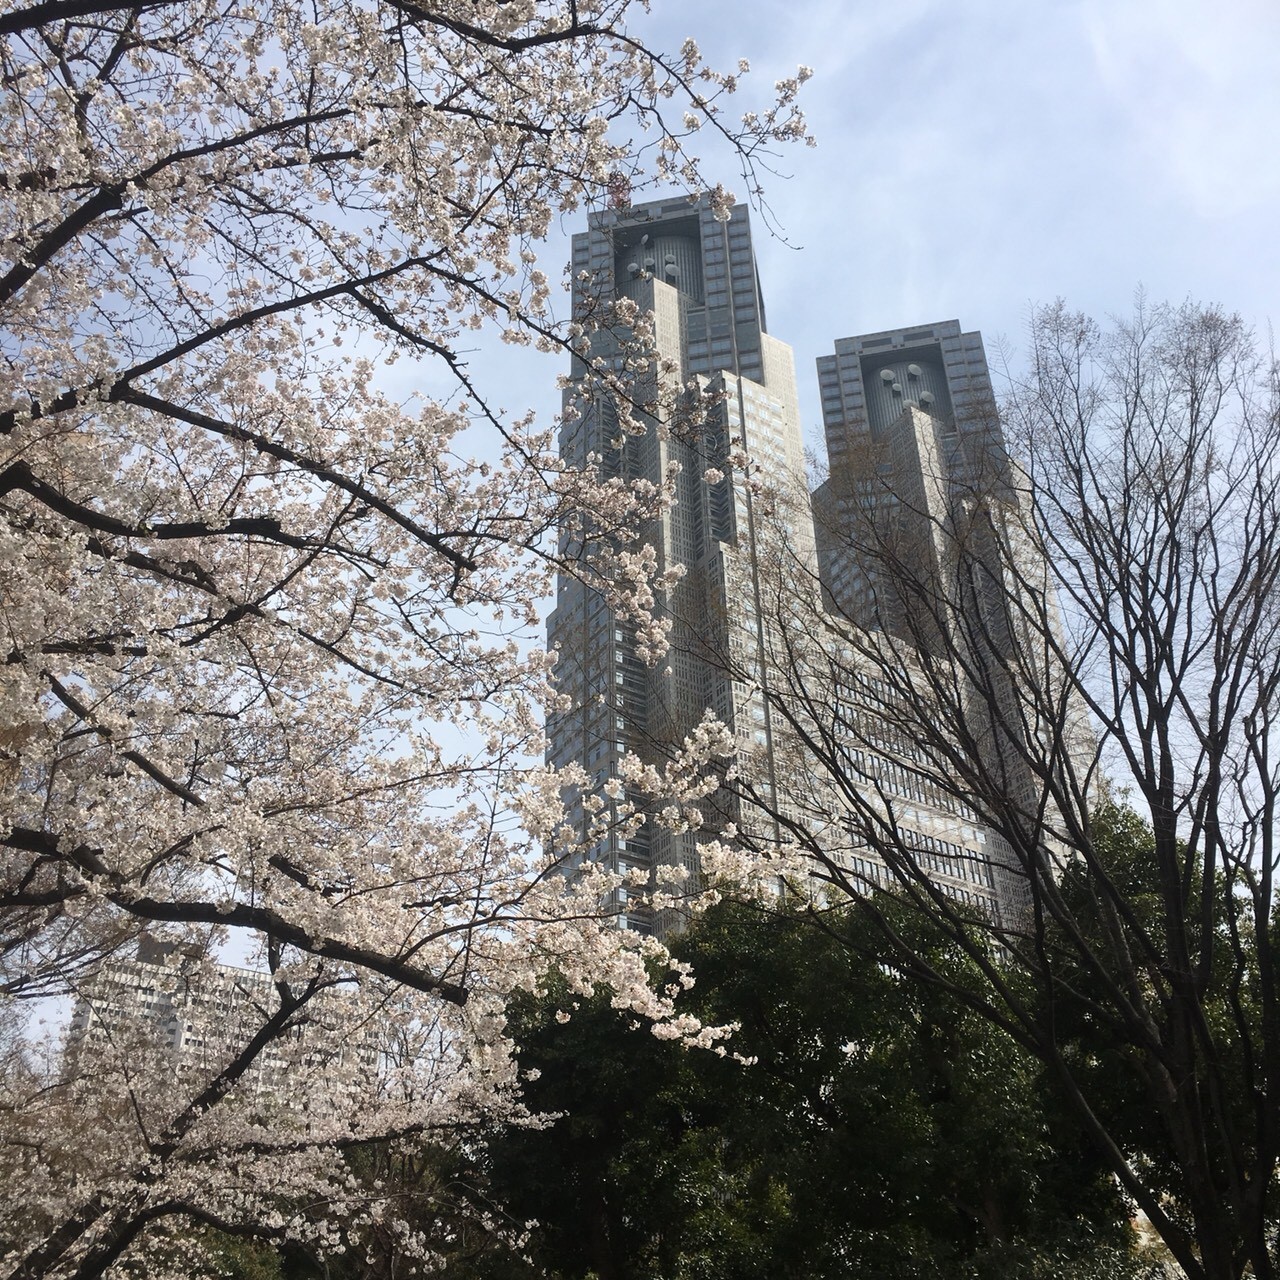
[1049,803,1279,1258]
[202,1233,285,1280]
[473,970,780,1280]
[474,899,1158,1280]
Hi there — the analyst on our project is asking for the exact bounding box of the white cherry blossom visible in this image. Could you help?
[0,1,811,1274]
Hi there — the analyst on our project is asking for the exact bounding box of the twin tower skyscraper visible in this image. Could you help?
[546,195,1016,934]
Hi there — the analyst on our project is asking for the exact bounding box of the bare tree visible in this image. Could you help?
[699,299,1280,1280]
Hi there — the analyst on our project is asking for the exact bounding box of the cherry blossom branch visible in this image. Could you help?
[7,974,332,1280]
[0,1,166,36]
[3,826,474,1004]
[0,460,341,554]
[110,388,480,573]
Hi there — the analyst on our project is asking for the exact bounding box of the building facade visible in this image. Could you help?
[812,320,1084,918]
[65,937,378,1108]
[812,319,1010,635]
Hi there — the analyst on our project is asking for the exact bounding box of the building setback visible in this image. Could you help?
[813,320,1006,634]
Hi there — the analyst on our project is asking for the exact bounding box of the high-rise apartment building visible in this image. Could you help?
[65,937,378,1107]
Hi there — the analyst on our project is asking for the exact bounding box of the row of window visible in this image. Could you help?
[899,827,993,887]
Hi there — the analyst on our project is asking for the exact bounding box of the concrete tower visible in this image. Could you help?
[812,319,1012,636]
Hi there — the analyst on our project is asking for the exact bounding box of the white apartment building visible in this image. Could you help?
[65,936,379,1109]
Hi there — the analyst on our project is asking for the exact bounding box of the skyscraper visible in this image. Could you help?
[812,319,1009,636]
[546,195,812,935]
[812,320,1083,919]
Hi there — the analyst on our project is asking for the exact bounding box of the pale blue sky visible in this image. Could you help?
[634,0,1280,450]
[404,0,1279,473]
[452,0,1278,464]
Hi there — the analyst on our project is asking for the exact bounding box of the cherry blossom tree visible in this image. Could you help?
[0,1,811,1274]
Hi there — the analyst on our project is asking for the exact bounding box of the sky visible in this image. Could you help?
[479,0,1280,467]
